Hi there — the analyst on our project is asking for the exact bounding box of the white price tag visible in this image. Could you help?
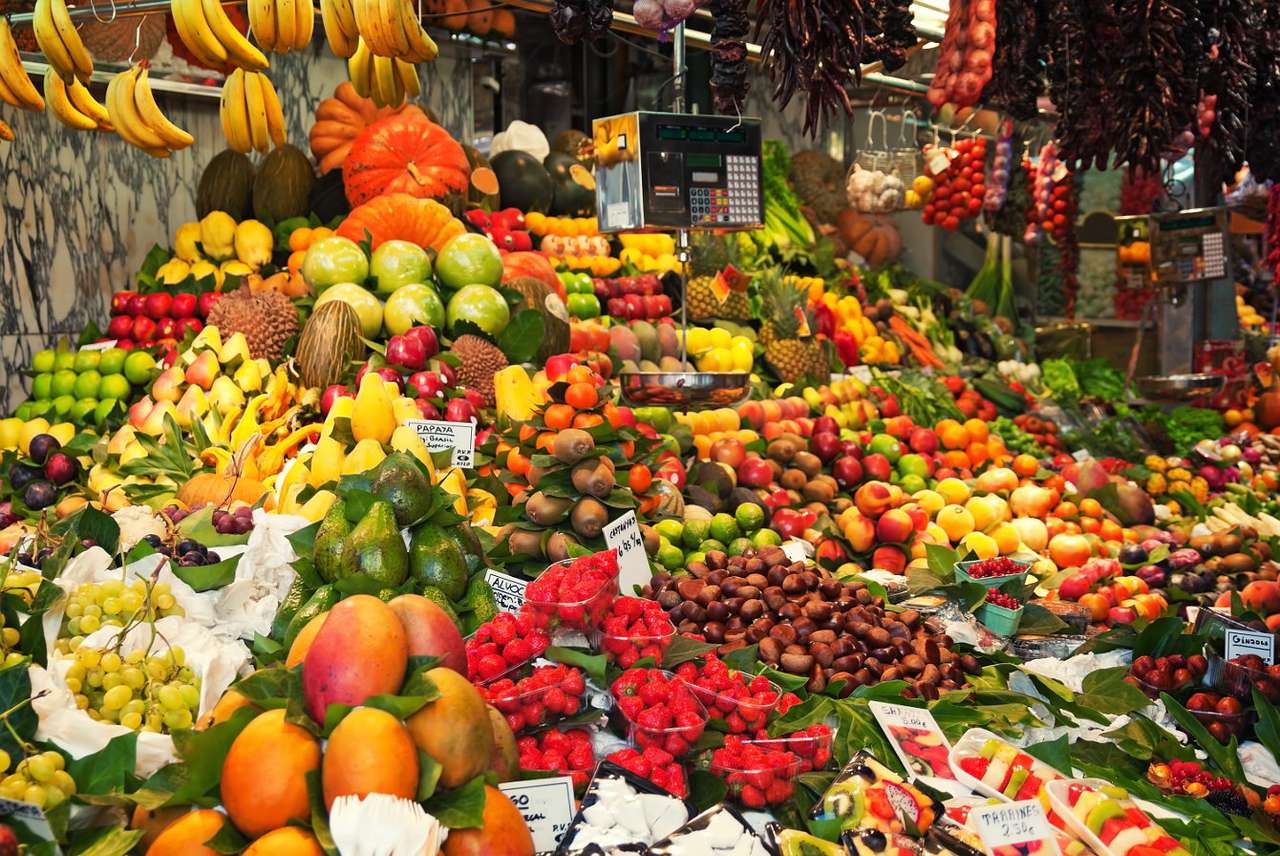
[79,340,117,351]
[782,540,812,563]
[499,776,576,854]
[970,800,1059,854]
[928,149,953,175]
[869,702,956,782]
[405,419,476,468]
[1225,628,1276,665]
[603,510,650,594]
[484,569,527,613]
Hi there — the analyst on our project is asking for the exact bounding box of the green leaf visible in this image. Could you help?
[1253,688,1280,764]
[1160,693,1246,783]
[721,645,760,674]
[64,732,137,797]
[687,769,728,814]
[76,505,120,555]
[67,825,145,856]
[361,693,435,720]
[1102,714,1196,762]
[202,817,250,854]
[652,635,719,669]
[545,646,608,688]
[417,749,443,801]
[496,310,545,364]
[767,696,833,737]
[135,705,257,808]
[1076,667,1151,716]
[306,769,339,856]
[233,665,301,709]
[170,552,240,592]
[422,775,487,829]
[0,660,37,760]
[287,521,321,558]
[1016,603,1069,636]
[1024,735,1071,774]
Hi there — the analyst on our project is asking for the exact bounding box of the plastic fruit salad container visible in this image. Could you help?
[948,728,1067,803]
[1046,778,1192,856]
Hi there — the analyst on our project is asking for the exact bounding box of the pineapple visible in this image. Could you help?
[759,270,828,383]
[686,232,750,321]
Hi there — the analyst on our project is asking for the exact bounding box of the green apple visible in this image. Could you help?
[74,370,101,400]
[54,351,75,372]
[51,370,78,398]
[30,373,53,401]
[123,351,157,385]
[97,374,131,401]
[51,394,75,416]
[13,402,33,421]
[31,349,55,374]
[446,284,510,336]
[69,399,98,425]
[94,399,120,427]
[73,350,101,373]
[369,240,432,296]
[313,283,384,338]
[97,348,127,376]
[384,284,446,335]
[434,233,504,290]
[301,236,369,293]
[25,400,50,418]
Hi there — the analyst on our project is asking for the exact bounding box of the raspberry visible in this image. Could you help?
[965,557,1024,579]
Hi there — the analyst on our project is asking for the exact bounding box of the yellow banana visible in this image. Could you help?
[243,70,270,152]
[33,0,77,83]
[171,0,229,65]
[394,57,418,98]
[0,21,42,110]
[347,37,372,97]
[134,65,194,149]
[199,0,269,70]
[249,0,277,51]
[259,72,287,147]
[47,0,94,82]
[372,54,401,107]
[378,0,409,58]
[43,67,96,130]
[294,0,315,50]
[66,76,110,127]
[0,68,23,110]
[330,0,359,39]
[219,68,252,153]
[319,0,357,57]
[0,120,13,142]
[274,0,297,51]
[354,0,388,56]
[399,0,436,62]
[111,66,168,151]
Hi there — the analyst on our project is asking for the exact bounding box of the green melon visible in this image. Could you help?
[491,150,553,213]
[252,144,316,223]
[197,149,255,220]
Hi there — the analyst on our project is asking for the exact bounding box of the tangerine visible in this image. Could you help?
[566,382,598,410]
[1078,498,1103,518]
[544,404,574,430]
[222,709,320,837]
[963,418,989,443]
[506,448,531,476]
[1012,454,1039,477]
[573,412,604,429]
[243,828,325,856]
[628,464,653,493]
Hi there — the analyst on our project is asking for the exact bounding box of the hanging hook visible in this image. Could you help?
[726,99,743,133]
[899,108,917,146]
[127,17,142,63]
[88,0,118,25]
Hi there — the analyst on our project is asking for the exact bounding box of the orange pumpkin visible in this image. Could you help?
[342,106,472,207]
[490,9,515,36]
[336,193,466,251]
[466,0,492,34]
[309,83,405,175]
[835,207,902,267]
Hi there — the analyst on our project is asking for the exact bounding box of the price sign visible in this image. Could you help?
[1225,628,1276,665]
[0,797,55,846]
[499,776,576,854]
[782,540,812,563]
[79,340,117,351]
[405,420,476,468]
[869,702,956,782]
[484,569,527,613]
[604,510,650,594]
[970,800,1059,854]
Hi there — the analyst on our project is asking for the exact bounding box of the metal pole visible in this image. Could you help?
[671,20,685,113]
[672,19,688,366]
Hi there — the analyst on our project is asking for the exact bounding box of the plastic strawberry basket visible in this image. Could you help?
[611,671,709,758]
[975,601,1023,636]
[709,752,803,807]
[741,731,833,773]
[685,673,780,733]
[601,620,677,667]
[524,558,619,635]
[479,666,586,734]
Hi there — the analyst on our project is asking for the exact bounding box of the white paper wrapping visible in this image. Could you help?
[210,508,310,641]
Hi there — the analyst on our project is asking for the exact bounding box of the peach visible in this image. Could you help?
[974,467,1018,494]
[1048,533,1093,570]
[739,400,764,429]
[872,544,907,574]
[854,481,896,518]
[1242,580,1280,615]
[875,509,915,544]
[1009,484,1056,519]
[843,514,876,553]
[1011,517,1048,552]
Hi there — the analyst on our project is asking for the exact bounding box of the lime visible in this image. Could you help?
[656,543,684,570]
[51,370,77,398]
[123,351,157,385]
[53,351,75,372]
[699,538,726,554]
[72,350,100,373]
[94,399,120,427]
[31,349,55,374]
[25,401,50,419]
[30,374,52,401]
[69,399,97,425]
[751,528,782,548]
[97,374,131,401]
[73,371,101,400]
[709,512,741,544]
[734,503,765,534]
[868,433,902,464]
[51,395,75,416]
[681,519,710,549]
[899,473,927,494]
[13,403,32,422]
[727,537,754,557]
[97,348,126,376]
[654,518,684,544]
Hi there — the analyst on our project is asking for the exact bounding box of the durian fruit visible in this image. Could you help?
[205,287,301,364]
[450,335,507,407]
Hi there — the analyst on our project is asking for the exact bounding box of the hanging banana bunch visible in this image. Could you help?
[170,0,269,70]
[219,68,287,154]
[44,68,111,131]
[33,0,93,84]
[347,37,418,108]
[0,19,46,112]
[318,0,358,57]
[105,63,194,158]
[352,0,436,62]
[249,0,316,54]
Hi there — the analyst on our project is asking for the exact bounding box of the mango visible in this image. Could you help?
[405,668,492,789]
[442,786,534,856]
[221,709,320,837]
[322,706,418,809]
[387,594,466,674]
[352,373,395,444]
[302,594,408,722]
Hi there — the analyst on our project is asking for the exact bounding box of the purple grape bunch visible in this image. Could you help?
[213,506,254,536]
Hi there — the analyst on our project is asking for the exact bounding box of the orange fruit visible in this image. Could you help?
[940,423,969,450]
[1078,497,1103,518]
[222,709,320,836]
[1012,454,1039,477]
[544,404,574,430]
[566,382,598,410]
[517,424,538,442]
[243,828,325,856]
[535,432,556,453]
[1099,519,1123,542]
[288,227,313,253]
[963,419,989,443]
[310,227,334,242]
[628,464,652,493]
[715,409,741,432]
[965,442,989,467]
[942,450,971,469]
[506,448,531,476]
[573,412,604,429]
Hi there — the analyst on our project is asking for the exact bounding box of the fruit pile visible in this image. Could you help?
[61,643,200,733]
[611,668,708,756]
[525,551,620,632]
[517,728,595,789]
[709,737,800,807]
[601,596,676,667]
[18,346,157,429]
[606,746,689,797]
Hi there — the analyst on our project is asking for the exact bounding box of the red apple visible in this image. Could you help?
[908,427,938,454]
[386,334,428,371]
[463,388,485,409]
[131,316,157,342]
[435,361,457,387]
[143,292,173,319]
[831,456,864,488]
[171,292,198,318]
[177,317,203,335]
[544,354,577,381]
[414,398,441,419]
[446,398,476,423]
[812,416,839,435]
[407,371,445,400]
[861,453,892,482]
[197,292,220,318]
[106,315,134,339]
[405,325,440,359]
[1107,606,1138,625]
[154,318,179,340]
[737,456,775,488]
[115,339,135,350]
[811,432,843,463]
[127,294,147,316]
[111,291,135,314]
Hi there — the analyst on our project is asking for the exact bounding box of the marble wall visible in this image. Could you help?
[0,42,475,411]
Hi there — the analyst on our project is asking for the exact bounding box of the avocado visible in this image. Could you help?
[284,584,337,646]
[460,575,497,635]
[350,500,409,587]
[313,498,354,582]
[271,573,312,639]
[409,523,469,601]
[372,452,435,527]
[421,586,462,628]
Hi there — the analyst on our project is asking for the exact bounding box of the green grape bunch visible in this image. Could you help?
[62,644,200,734]
[56,579,186,654]
[0,750,76,810]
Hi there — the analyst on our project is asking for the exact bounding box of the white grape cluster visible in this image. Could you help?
[63,644,200,733]
[0,750,76,810]
[0,613,23,668]
[2,569,43,604]
[57,579,185,652]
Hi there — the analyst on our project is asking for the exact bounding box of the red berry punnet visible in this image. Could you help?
[518,728,595,790]
[610,667,707,757]
[984,589,1022,610]
[607,747,689,798]
[964,557,1026,579]
[480,663,587,734]
[601,597,676,667]
[465,611,551,683]
[525,550,620,632]
[709,735,802,807]
[673,656,780,733]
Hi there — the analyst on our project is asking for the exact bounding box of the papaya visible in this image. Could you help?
[405,668,492,789]
[302,594,408,722]
[442,786,535,856]
[221,709,321,837]
[322,706,419,809]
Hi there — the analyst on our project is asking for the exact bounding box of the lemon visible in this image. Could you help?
[708,327,732,349]
[0,418,20,450]
[685,327,711,355]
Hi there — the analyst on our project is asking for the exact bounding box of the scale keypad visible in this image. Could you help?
[690,155,760,225]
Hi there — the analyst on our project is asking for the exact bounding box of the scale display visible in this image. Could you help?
[592,111,763,233]
[1149,207,1228,284]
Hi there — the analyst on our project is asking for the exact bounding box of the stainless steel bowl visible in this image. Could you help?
[617,371,752,409]
[1135,373,1226,400]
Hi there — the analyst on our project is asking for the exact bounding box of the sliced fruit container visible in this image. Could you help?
[524,558,619,635]
[685,672,780,734]
[954,557,1030,589]
[601,620,677,667]
[948,728,1068,803]
[975,600,1023,636]
[1045,778,1188,856]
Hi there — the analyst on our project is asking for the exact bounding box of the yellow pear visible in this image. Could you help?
[0,418,21,450]
[174,222,203,262]
[233,360,264,393]
[233,220,273,268]
[352,374,395,444]
[309,436,346,487]
[175,385,209,428]
[342,438,386,475]
[208,376,246,415]
[189,325,223,356]
[106,425,135,456]
[156,259,191,285]
[297,489,337,523]
[119,441,147,466]
[140,401,179,436]
[199,211,237,261]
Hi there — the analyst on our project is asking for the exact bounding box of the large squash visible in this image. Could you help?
[336,193,466,251]
[253,145,316,223]
[834,208,902,268]
[343,106,471,207]
[197,149,255,220]
[309,82,405,175]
